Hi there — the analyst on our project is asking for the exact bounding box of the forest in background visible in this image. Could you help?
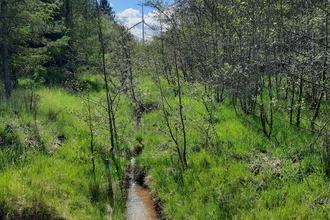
[1,0,330,219]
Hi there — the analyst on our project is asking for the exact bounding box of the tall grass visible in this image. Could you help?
[2,73,329,219]
[0,85,127,219]
[133,77,330,219]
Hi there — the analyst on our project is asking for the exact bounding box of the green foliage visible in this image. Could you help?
[0,87,127,219]
[2,0,330,219]
[100,0,115,17]
[134,75,330,219]
[323,130,330,178]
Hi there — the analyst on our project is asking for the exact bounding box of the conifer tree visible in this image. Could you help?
[100,0,114,17]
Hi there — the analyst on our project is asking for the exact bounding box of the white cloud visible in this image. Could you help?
[116,8,160,41]
[145,11,159,27]
[116,8,140,21]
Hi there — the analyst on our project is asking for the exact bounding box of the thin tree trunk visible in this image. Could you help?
[311,92,323,133]
[87,93,96,180]
[1,0,10,99]
[289,78,295,125]
[158,76,185,171]
[174,50,188,169]
[96,0,114,205]
[311,0,328,133]
[125,46,137,102]
[296,71,303,127]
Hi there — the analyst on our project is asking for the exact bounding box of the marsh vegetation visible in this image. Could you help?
[1,0,330,219]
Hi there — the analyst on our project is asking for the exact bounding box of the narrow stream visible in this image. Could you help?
[126,158,159,220]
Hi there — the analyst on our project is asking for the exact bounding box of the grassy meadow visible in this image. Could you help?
[0,74,329,219]
[133,76,330,219]
[0,80,130,219]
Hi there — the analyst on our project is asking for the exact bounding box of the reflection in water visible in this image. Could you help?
[126,182,159,220]
[126,157,159,220]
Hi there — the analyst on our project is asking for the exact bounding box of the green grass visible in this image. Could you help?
[0,86,128,219]
[133,77,330,219]
[1,74,329,219]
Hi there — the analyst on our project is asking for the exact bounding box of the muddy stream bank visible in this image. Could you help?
[126,158,160,220]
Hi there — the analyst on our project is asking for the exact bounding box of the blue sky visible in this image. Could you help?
[110,1,154,15]
[110,0,158,40]
[109,0,174,40]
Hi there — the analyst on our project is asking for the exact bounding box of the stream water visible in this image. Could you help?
[126,158,159,220]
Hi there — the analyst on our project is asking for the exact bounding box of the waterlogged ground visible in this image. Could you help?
[126,182,159,220]
[126,157,159,220]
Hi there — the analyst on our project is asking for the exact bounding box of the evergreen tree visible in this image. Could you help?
[100,0,114,17]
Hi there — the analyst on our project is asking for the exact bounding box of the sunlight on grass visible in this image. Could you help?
[0,87,127,219]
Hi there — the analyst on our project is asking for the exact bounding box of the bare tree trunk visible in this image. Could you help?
[125,47,137,102]
[174,48,188,169]
[87,93,96,180]
[311,92,323,133]
[159,84,185,171]
[1,0,10,99]
[296,71,303,127]
[311,0,328,133]
[266,69,273,138]
[289,76,295,125]
[96,0,114,205]
[155,21,188,170]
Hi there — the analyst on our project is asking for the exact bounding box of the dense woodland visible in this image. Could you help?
[1,0,330,219]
